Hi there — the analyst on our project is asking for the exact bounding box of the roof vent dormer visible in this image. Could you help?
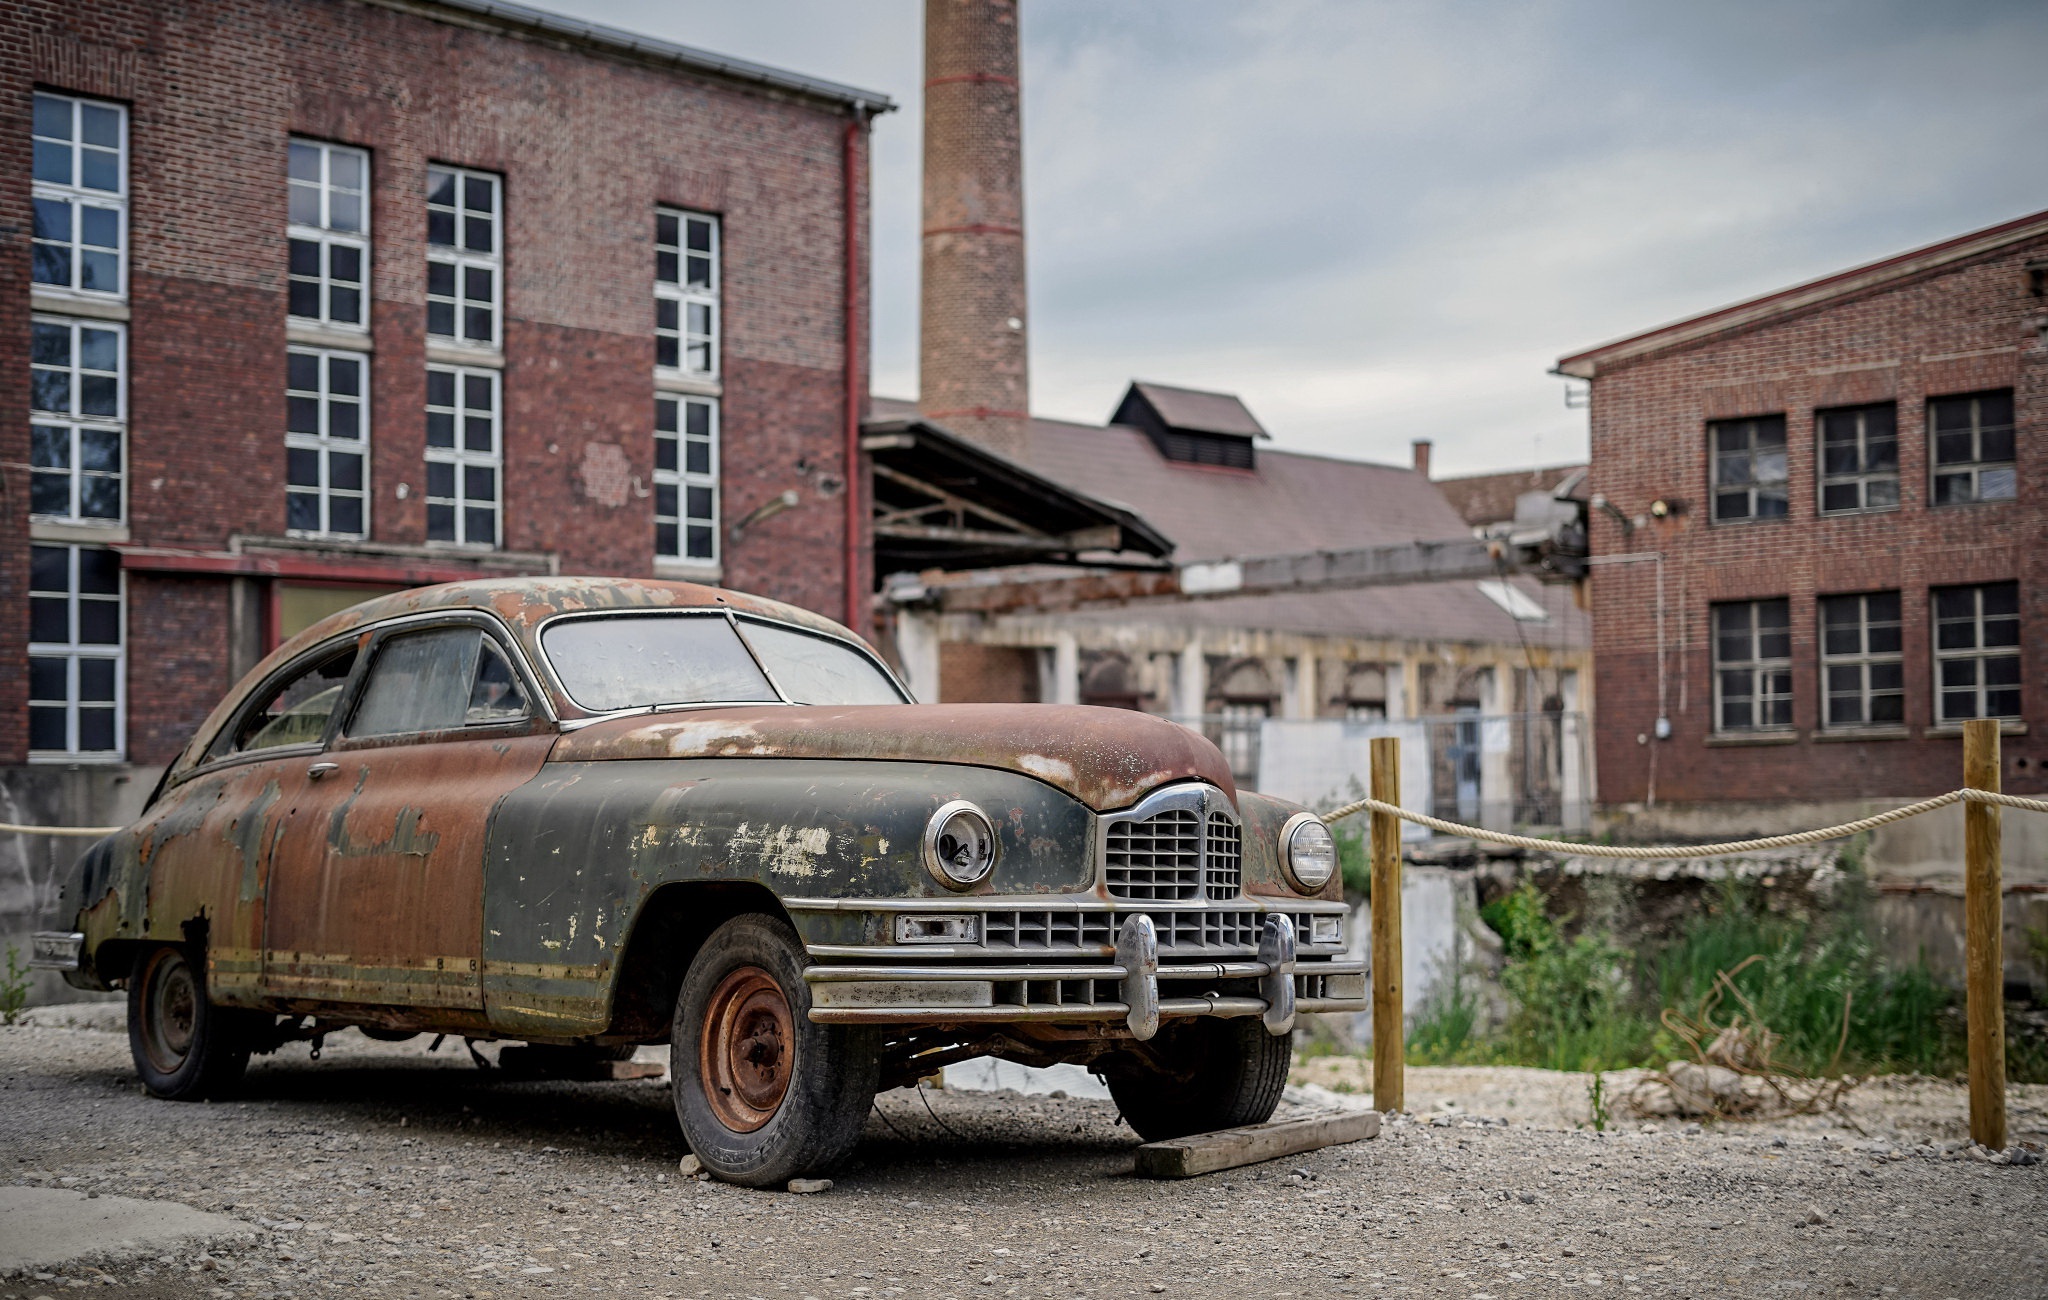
[1112,381,1268,470]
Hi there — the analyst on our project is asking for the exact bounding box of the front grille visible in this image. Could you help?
[1204,812,1241,900]
[1105,807,1203,901]
[982,910,1117,951]
[977,908,1268,954]
[991,977,1124,1010]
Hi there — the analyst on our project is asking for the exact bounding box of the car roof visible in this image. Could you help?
[167,577,869,779]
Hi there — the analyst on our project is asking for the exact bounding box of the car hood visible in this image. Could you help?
[548,703,1237,812]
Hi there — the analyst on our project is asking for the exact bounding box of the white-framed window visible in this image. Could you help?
[427,165,501,348]
[1819,591,1903,728]
[1933,582,2021,722]
[28,543,124,759]
[1930,391,2016,506]
[1710,415,1788,522]
[287,138,369,331]
[285,348,369,538]
[1712,598,1793,732]
[1817,403,1899,514]
[425,365,500,547]
[29,316,125,523]
[655,208,718,377]
[31,91,127,299]
[654,394,718,562]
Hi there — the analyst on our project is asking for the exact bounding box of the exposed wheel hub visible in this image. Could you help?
[140,949,198,1074]
[699,965,794,1133]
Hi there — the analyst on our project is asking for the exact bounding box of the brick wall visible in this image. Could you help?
[1,0,875,766]
[1582,226,2047,807]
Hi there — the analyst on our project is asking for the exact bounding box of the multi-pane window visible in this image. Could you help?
[31,92,126,298]
[655,209,719,376]
[28,544,123,758]
[1713,599,1793,731]
[285,348,369,537]
[1930,391,2016,505]
[1817,403,1898,514]
[287,139,369,330]
[1932,582,2021,722]
[1819,592,1903,728]
[29,318,124,523]
[427,166,501,347]
[654,395,718,562]
[1710,416,1788,522]
[426,366,500,546]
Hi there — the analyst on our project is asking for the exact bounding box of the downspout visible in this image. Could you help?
[841,113,865,632]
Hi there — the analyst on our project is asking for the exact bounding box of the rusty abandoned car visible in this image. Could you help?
[38,578,1365,1185]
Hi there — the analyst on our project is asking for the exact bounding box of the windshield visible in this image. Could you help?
[738,619,905,705]
[541,613,905,712]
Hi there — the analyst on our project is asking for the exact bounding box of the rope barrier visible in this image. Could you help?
[3,790,2043,849]
[0,821,124,838]
[1321,787,2047,859]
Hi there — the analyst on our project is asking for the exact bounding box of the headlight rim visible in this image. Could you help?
[922,798,1000,891]
[1278,811,1338,895]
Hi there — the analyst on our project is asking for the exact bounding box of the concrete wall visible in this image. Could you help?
[0,763,159,1005]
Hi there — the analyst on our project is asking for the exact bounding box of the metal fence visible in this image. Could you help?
[1175,711,1593,834]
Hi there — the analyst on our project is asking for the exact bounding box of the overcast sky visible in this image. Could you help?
[535,0,2045,477]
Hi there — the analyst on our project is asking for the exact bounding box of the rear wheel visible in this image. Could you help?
[1101,1017,1292,1142]
[670,914,878,1187]
[127,945,261,1100]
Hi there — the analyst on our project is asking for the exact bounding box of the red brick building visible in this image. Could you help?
[1557,210,2045,877]
[3,0,889,808]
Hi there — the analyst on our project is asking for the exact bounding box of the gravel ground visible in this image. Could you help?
[3,1007,2045,1300]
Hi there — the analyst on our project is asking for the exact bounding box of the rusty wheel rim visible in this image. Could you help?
[699,965,795,1133]
[140,949,198,1076]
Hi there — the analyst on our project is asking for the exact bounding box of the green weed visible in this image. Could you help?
[0,945,29,1026]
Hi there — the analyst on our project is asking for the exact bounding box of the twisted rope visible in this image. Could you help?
[1321,787,2045,859]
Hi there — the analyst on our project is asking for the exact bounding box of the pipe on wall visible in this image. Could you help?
[842,115,866,633]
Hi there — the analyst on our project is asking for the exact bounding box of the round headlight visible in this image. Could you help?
[923,800,998,889]
[1280,813,1337,894]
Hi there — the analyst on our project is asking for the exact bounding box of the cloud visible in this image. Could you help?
[530,0,2048,476]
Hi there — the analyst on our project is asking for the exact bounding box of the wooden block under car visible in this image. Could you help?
[498,1046,665,1081]
[1133,1109,1381,1179]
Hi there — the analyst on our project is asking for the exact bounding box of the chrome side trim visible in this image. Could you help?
[781,894,1347,915]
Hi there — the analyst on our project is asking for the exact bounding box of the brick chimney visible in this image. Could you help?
[1411,439,1432,478]
[919,0,1029,458]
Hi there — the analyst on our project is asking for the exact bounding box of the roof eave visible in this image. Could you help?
[379,0,898,116]
[1554,207,2048,379]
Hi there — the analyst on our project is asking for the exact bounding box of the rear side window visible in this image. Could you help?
[349,626,529,737]
[211,643,358,758]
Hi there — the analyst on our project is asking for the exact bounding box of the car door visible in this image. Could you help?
[261,617,555,1015]
[123,635,364,1005]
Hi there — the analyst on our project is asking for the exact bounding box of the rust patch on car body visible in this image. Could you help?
[552,703,1235,814]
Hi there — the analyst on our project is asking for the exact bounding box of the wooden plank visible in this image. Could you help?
[1964,719,2006,1150]
[1370,736,1405,1113]
[1133,1109,1381,1179]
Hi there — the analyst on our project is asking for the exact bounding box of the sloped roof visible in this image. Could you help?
[1123,381,1269,439]
[1435,464,1586,528]
[870,396,1588,649]
[1555,207,2048,378]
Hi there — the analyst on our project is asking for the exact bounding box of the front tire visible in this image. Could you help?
[1101,1017,1292,1142]
[670,914,878,1187]
[127,945,260,1100]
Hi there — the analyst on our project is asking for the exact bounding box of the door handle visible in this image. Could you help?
[307,762,340,780]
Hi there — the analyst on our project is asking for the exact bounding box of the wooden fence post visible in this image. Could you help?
[1963,718,2006,1150]
[1369,735,1404,1114]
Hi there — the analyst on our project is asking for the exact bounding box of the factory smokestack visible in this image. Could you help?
[919,0,1029,458]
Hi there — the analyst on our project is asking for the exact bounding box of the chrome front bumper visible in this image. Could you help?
[805,914,1365,1039]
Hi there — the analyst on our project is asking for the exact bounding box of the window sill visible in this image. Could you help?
[1926,721,2028,738]
[31,519,130,544]
[426,339,504,369]
[654,557,723,584]
[1928,496,2018,510]
[286,319,373,351]
[31,290,129,322]
[655,372,723,397]
[1704,731,1800,747]
[1812,726,1912,743]
[1817,505,1900,520]
[1708,515,1790,527]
